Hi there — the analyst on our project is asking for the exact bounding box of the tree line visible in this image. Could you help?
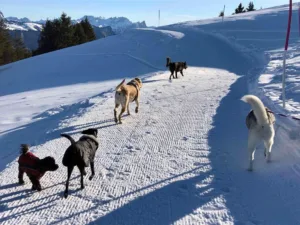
[0,12,97,66]
[0,12,31,66]
[34,13,96,55]
[219,2,256,17]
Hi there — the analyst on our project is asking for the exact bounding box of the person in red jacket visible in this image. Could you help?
[18,144,59,191]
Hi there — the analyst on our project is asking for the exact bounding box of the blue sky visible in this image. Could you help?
[1,0,291,26]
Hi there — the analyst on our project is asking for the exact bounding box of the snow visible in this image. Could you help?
[24,22,43,31]
[5,22,43,31]
[6,23,27,31]
[1,3,300,225]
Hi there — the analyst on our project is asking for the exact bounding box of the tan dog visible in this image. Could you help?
[114,78,143,124]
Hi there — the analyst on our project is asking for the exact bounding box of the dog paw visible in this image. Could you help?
[81,186,85,190]
[89,175,94,180]
[135,108,139,113]
[247,168,253,172]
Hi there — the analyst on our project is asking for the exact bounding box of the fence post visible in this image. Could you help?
[222,5,226,22]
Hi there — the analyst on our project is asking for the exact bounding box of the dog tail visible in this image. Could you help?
[115,79,126,91]
[61,134,76,145]
[241,95,269,125]
[166,57,171,67]
[20,144,29,154]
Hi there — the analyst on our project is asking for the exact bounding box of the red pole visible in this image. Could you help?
[285,0,293,50]
[298,3,300,36]
[282,0,293,108]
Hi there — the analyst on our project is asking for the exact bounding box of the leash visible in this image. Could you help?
[266,109,300,121]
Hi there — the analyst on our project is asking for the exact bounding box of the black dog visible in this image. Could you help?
[61,128,99,198]
[166,57,187,80]
[18,144,59,191]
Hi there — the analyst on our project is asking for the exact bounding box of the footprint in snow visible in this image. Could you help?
[126,145,134,150]
[106,173,114,178]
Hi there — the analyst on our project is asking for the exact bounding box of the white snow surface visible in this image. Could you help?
[1,3,300,225]
[6,23,27,31]
[23,22,43,31]
[6,22,43,31]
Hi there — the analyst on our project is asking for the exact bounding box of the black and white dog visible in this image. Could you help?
[61,128,99,198]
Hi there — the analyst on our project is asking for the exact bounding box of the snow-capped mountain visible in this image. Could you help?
[6,21,43,31]
[4,15,147,33]
[76,16,147,33]
[6,16,31,23]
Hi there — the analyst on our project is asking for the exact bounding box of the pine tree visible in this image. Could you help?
[0,12,31,65]
[36,13,97,56]
[73,23,87,45]
[12,34,31,61]
[235,3,245,14]
[80,17,96,42]
[37,19,56,54]
[56,13,74,49]
[0,12,16,65]
[247,2,256,11]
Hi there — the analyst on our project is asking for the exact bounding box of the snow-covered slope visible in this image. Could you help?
[1,4,300,225]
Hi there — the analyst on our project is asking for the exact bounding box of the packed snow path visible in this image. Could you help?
[2,68,300,225]
[0,69,237,224]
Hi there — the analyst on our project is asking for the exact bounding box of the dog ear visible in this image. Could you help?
[135,78,142,83]
[92,129,98,137]
[82,128,98,136]
[122,79,126,84]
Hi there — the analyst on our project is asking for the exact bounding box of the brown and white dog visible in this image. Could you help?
[114,78,143,124]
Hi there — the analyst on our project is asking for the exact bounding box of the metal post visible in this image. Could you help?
[158,10,160,27]
[222,5,225,22]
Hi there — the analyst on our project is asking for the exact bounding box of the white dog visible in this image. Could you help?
[241,95,275,171]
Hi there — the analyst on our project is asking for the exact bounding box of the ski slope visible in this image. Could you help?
[1,3,300,225]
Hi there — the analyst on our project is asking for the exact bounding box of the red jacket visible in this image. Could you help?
[18,152,45,179]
